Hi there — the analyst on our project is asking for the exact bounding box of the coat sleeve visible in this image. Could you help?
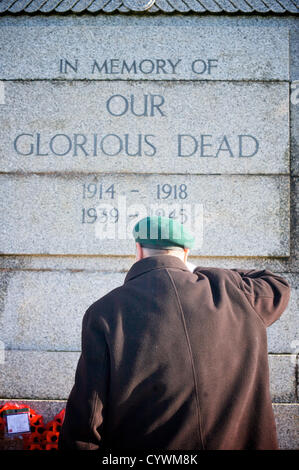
[229,268,291,327]
[58,306,109,450]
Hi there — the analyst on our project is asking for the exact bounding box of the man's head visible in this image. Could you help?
[135,242,189,263]
[132,216,195,263]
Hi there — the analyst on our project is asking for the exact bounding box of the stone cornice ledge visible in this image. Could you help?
[0,0,298,15]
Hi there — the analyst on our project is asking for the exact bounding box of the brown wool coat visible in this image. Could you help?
[59,255,290,450]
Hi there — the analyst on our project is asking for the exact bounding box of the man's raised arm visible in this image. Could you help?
[227,268,290,327]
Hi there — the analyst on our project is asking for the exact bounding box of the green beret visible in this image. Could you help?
[132,216,195,250]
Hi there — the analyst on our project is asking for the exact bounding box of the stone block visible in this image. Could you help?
[0,270,296,353]
[0,400,297,449]
[0,174,290,256]
[290,178,299,270]
[0,81,289,175]
[0,351,296,403]
[291,96,299,176]
[290,27,299,82]
[267,273,299,353]
[0,351,80,399]
[268,355,297,403]
[0,16,289,80]
[0,270,124,351]
[273,404,299,450]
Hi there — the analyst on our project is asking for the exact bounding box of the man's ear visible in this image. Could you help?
[183,248,190,263]
[135,242,144,261]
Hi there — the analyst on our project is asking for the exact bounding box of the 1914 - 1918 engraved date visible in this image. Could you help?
[81,182,190,225]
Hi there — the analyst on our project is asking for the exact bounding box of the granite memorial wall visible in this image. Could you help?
[0,4,298,449]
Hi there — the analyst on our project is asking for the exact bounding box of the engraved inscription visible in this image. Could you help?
[59,58,219,76]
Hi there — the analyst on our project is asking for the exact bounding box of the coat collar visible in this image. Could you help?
[124,255,190,283]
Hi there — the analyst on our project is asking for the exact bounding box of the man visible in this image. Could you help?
[59,216,290,450]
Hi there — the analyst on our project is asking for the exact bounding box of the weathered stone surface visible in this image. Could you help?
[290,27,299,83]
[0,270,296,352]
[289,28,298,178]
[0,351,296,403]
[291,178,299,267]
[290,25,299,177]
[0,270,124,351]
[267,273,299,353]
[0,16,289,81]
[273,404,299,450]
[268,355,297,403]
[0,81,289,175]
[0,174,290,256]
[0,351,80,399]
[291,94,299,176]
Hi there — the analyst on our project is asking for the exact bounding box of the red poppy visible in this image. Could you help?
[46,431,59,444]
[45,443,58,450]
[28,443,43,450]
